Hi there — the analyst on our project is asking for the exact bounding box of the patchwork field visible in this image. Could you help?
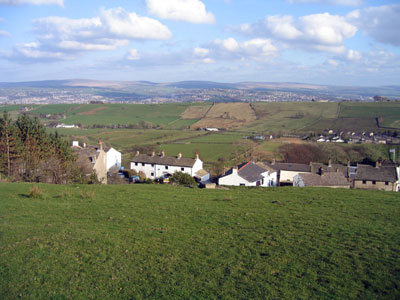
[6,101,398,133]
[191,103,257,129]
[1,183,399,299]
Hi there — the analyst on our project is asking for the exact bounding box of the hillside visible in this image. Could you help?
[1,183,399,299]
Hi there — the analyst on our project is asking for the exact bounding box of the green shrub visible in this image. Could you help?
[170,172,196,186]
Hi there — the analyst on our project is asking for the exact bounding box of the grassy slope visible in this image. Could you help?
[1,183,399,299]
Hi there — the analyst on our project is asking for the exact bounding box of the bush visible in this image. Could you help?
[170,172,196,186]
[29,186,44,198]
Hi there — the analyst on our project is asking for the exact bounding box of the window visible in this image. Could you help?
[240,183,245,186]
[385,181,389,186]
[151,173,154,176]
[151,164,154,167]
[181,167,184,171]
[362,180,366,184]
[135,162,138,166]
[372,181,376,185]
[165,166,169,170]
[142,163,145,166]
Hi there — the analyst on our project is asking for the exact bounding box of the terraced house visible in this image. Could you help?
[130,150,209,182]
[354,163,399,192]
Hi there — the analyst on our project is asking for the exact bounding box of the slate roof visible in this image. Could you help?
[355,164,398,182]
[72,145,101,174]
[298,172,349,187]
[311,163,348,176]
[256,162,277,173]
[238,162,268,183]
[131,153,196,167]
[264,162,311,172]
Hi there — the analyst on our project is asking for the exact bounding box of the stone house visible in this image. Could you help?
[354,163,399,192]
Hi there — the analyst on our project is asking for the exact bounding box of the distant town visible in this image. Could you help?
[1,80,399,104]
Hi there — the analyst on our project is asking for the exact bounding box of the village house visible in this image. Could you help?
[105,147,122,171]
[130,150,209,181]
[293,171,350,189]
[354,163,399,192]
[72,140,108,184]
[218,161,276,187]
[311,160,349,177]
[263,161,312,186]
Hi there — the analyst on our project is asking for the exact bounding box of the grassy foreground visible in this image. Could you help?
[1,183,399,299]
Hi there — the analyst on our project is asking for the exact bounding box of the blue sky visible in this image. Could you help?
[0,0,399,86]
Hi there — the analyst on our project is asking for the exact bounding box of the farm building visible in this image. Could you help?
[354,163,399,192]
[263,161,312,186]
[72,140,108,184]
[311,160,349,177]
[130,150,209,181]
[218,161,276,187]
[293,172,350,188]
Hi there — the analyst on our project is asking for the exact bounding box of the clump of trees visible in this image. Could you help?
[0,112,80,183]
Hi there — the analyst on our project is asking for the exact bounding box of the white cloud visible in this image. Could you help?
[346,49,361,61]
[13,42,72,61]
[213,37,278,60]
[193,47,209,57]
[347,4,400,47]
[287,0,363,6]
[265,15,302,40]
[327,59,339,66]
[99,7,172,40]
[6,7,172,62]
[300,13,357,45]
[127,48,140,60]
[0,0,63,6]
[146,0,215,24]
[238,12,357,54]
[0,29,9,36]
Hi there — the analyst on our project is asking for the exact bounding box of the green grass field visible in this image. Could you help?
[4,101,400,132]
[1,183,399,299]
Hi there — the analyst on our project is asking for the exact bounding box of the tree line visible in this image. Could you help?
[0,112,90,183]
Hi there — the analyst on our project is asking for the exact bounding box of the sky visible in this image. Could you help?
[0,0,399,86]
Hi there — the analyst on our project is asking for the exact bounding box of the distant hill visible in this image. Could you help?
[1,79,400,100]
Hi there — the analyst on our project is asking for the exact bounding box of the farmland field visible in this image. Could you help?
[1,183,399,299]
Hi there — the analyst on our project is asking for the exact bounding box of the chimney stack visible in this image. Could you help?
[151,150,155,157]
[328,159,332,167]
[309,160,313,166]
[319,167,324,176]
[98,139,103,151]
[83,142,86,148]
[375,161,379,168]
[161,150,165,158]
[178,152,182,159]
[136,150,140,156]
[347,160,350,167]
[272,159,276,165]
[195,152,199,160]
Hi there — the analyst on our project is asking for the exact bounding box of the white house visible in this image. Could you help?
[263,161,312,186]
[105,147,122,171]
[130,150,208,181]
[218,162,276,187]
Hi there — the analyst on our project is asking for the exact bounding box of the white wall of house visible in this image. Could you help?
[218,169,253,186]
[218,170,274,187]
[130,158,202,180]
[280,171,309,184]
[266,171,278,187]
[191,159,203,176]
[293,174,305,187]
[106,148,121,171]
